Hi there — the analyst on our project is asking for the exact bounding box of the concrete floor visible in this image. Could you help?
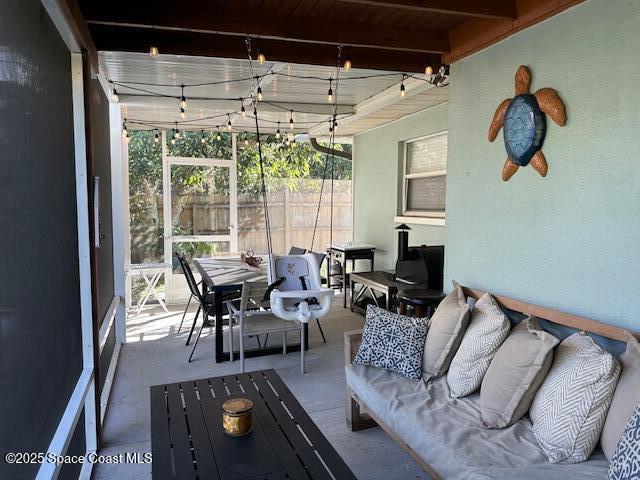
[93,295,427,480]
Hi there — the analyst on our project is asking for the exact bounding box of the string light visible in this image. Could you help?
[121,121,128,138]
[171,135,176,145]
[400,75,406,97]
[180,107,186,119]
[333,118,338,133]
[327,78,333,103]
[289,110,294,129]
[216,127,221,141]
[244,136,249,146]
[180,84,187,108]
[257,48,265,64]
[276,122,281,139]
[344,52,352,71]
[200,130,206,144]
[154,130,160,143]
[425,64,433,76]
[240,100,246,117]
[227,115,232,131]
[174,122,180,139]
[149,46,159,57]
[257,86,263,101]
[111,86,119,103]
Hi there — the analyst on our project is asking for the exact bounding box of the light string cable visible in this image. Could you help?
[310,45,342,252]
[245,37,273,257]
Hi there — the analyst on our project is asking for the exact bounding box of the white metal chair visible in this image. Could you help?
[268,253,333,326]
[226,280,306,373]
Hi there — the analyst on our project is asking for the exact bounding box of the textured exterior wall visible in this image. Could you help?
[353,103,448,270]
[444,0,640,329]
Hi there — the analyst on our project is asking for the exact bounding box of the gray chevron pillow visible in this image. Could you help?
[354,305,430,380]
[608,404,640,480]
[530,332,621,464]
[446,293,510,398]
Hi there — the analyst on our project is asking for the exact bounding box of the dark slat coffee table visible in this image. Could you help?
[150,369,357,480]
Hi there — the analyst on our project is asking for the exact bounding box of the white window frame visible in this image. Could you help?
[397,131,447,226]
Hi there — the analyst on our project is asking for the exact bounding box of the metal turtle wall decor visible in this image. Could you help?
[488,65,566,181]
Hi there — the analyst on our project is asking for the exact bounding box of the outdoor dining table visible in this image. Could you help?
[193,256,308,363]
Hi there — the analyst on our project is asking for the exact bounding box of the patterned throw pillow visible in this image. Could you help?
[354,305,429,380]
[609,404,640,480]
[446,293,510,398]
[530,332,621,464]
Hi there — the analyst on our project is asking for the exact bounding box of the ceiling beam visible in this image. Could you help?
[335,0,516,19]
[88,24,441,73]
[81,3,448,53]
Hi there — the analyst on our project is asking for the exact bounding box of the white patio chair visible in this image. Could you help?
[226,280,307,374]
[267,253,333,329]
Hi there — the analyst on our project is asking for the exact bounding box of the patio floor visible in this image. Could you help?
[93,295,428,480]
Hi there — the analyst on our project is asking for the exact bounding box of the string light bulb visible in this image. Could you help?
[227,115,232,131]
[154,131,160,143]
[400,75,406,97]
[121,121,128,138]
[149,46,159,57]
[244,136,249,146]
[174,123,180,139]
[333,119,338,133]
[425,64,433,76]
[257,48,265,64]
[289,110,294,129]
[276,122,281,139]
[180,107,186,119]
[257,86,263,101]
[216,127,221,141]
[240,101,246,117]
[171,136,176,145]
[180,85,187,108]
[327,78,333,103]
[200,130,206,144]
[111,86,119,103]
[344,53,352,71]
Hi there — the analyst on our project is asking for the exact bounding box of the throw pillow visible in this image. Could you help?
[480,316,559,428]
[354,305,429,380]
[447,293,510,398]
[601,332,640,459]
[422,282,471,378]
[608,404,640,480]
[530,332,621,464]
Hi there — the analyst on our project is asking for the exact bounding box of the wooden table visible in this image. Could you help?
[150,369,356,480]
[328,243,375,308]
[350,271,400,314]
[193,257,308,363]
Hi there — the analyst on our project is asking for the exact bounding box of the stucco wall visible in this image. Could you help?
[353,103,448,270]
[353,0,640,330]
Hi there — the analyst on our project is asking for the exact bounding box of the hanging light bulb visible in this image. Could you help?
[180,107,186,119]
[171,136,176,145]
[289,110,294,129]
[244,137,249,146]
[154,131,160,143]
[327,78,333,103]
[111,87,119,103]
[121,121,128,138]
[200,130,206,144]
[276,122,281,139]
[257,48,265,64]
[149,46,159,57]
[174,123,180,139]
[227,115,232,131]
[180,85,187,109]
[257,86,263,101]
[425,64,433,76]
[240,101,246,117]
[216,127,221,142]
[333,119,338,133]
[344,52,352,71]
[400,75,406,97]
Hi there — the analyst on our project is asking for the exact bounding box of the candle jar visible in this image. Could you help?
[222,398,254,436]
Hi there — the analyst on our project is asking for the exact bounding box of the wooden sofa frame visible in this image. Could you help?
[344,285,640,480]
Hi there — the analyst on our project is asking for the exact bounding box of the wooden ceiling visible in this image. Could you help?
[76,0,584,73]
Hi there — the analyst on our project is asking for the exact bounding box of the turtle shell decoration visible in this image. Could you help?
[488,65,566,181]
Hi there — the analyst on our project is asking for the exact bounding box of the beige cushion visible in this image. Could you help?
[530,333,621,464]
[422,282,471,378]
[480,316,559,428]
[601,332,640,460]
[447,293,510,397]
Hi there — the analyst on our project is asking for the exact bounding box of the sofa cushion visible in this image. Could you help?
[480,316,559,428]
[447,293,510,397]
[353,305,429,380]
[530,332,621,464]
[422,282,471,378]
[608,404,640,480]
[601,332,640,459]
[345,363,609,479]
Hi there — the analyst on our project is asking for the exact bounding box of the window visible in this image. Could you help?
[401,132,447,224]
